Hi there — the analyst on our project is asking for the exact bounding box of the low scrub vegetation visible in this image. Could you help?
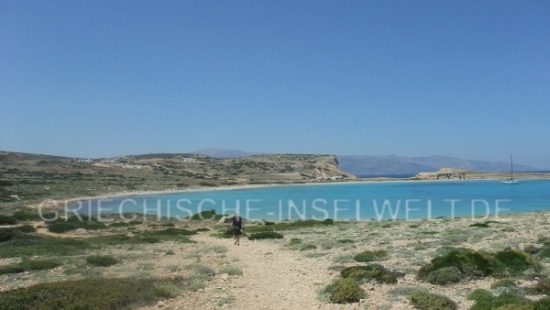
[469,222,490,228]
[0,259,61,275]
[529,278,550,295]
[288,237,302,245]
[300,244,318,251]
[321,278,365,304]
[0,215,18,225]
[247,231,284,240]
[246,219,334,233]
[0,226,35,242]
[0,234,91,258]
[418,248,540,284]
[0,227,194,259]
[86,255,119,267]
[0,276,185,310]
[467,289,550,310]
[11,210,56,222]
[47,215,108,233]
[219,265,243,276]
[340,264,404,284]
[210,228,233,239]
[426,266,463,285]
[189,209,223,221]
[353,249,387,262]
[144,227,197,236]
[409,291,457,310]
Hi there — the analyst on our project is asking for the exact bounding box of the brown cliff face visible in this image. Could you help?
[215,154,356,183]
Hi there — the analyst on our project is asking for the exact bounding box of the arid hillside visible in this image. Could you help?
[0,152,355,211]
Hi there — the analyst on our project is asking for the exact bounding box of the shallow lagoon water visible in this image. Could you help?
[68,179,550,221]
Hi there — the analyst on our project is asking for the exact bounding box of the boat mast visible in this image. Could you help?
[510,154,514,181]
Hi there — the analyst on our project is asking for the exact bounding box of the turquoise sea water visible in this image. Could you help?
[68,180,550,221]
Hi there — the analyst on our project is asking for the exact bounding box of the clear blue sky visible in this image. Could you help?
[1,1,549,168]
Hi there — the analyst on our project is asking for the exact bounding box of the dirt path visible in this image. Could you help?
[146,233,362,310]
[194,234,329,310]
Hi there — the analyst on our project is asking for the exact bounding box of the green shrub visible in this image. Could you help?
[322,278,365,304]
[409,291,457,310]
[109,222,130,227]
[491,278,517,289]
[418,248,538,282]
[134,228,194,244]
[86,234,149,246]
[12,210,55,221]
[0,215,17,225]
[332,254,355,264]
[0,259,61,275]
[25,259,62,270]
[190,209,219,220]
[151,282,181,298]
[0,235,91,258]
[263,219,334,232]
[210,228,233,239]
[288,238,302,245]
[0,264,26,274]
[537,235,550,246]
[0,228,18,242]
[469,292,532,310]
[530,278,550,294]
[494,249,540,275]
[86,255,119,267]
[248,231,284,240]
[47,218,107,233]
[538,247,550,259]
[245,225,274,233]
[0,226,34,243]
[47,222,79,233]
[387,285,429,297]
[535,297,550,310]
[18,225,36,233]
[418,248,496,279]
[66,215,98,222]
[470,222,490,228]
[0,276,185,310]
[300,244,318,251]
[219,266,243,276]
[338,239,354,244]
[341,264,404,284]
[426,266,463,285]
[353,249,387,262]
[468,289,494,302]
[145,227,196,236]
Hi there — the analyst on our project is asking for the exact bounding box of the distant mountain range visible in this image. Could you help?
[191,149,543,176]
[337,155,541,176]
[191,148,260,158]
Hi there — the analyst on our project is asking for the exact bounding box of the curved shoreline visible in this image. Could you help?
[31,176,550,211]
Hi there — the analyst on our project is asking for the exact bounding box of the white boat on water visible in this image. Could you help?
[501,154,519,184]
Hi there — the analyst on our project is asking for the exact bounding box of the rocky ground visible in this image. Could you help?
[3,211,550,309]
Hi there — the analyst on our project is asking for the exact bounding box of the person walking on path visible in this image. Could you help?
[231,212,243,246]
